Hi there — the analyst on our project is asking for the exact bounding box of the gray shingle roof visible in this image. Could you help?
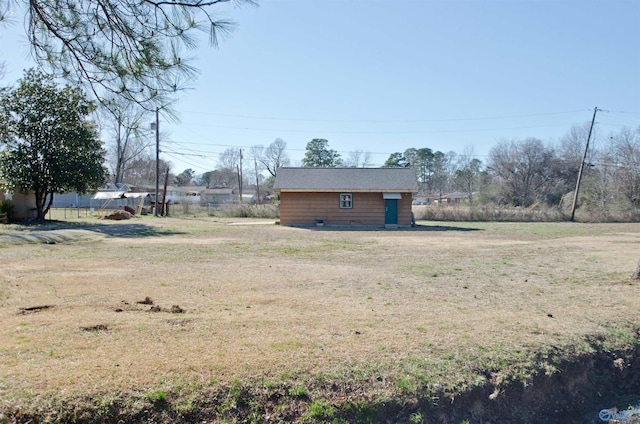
[273,167,419,192]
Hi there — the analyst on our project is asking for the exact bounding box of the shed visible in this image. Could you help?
[273,167,419,228]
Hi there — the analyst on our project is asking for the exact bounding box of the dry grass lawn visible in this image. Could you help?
[0,216,639,420]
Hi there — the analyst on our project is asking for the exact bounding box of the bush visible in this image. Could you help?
[208,203,279,219]
[0,200,15,221]
[412,204,640,223]
[412,205,565,222]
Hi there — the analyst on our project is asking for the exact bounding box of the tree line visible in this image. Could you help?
[183,130,640,220]
[382,126,640,216]
[2,67,638,222]
[97,125,640,218]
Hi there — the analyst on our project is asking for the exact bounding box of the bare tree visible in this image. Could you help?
[117,155,171,187]
[249,145,266,201]
[488,138,555,207]
[556,123,600,193]
[260,138,290,177]
[431,151,454,199]
[454,147,482,207]
[100,99,153,184]
[216,147,242,189]
[611,126,640,208]
[345,150,373,168]
[218,147,241,173]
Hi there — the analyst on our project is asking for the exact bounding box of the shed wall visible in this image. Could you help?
[279,192,413,226]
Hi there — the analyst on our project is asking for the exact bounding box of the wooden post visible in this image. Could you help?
[632,259,640,279]
[570,107,598,221]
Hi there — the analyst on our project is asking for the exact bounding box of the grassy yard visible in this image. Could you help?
[0,217,639,423]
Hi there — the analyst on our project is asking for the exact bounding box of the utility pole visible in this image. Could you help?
[153,108,160,217]
[254,154,260,205]
[570,107,599,221]
[238,149,243,203]
[162,168,169,216]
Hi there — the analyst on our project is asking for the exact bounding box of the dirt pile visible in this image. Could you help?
[99,210,133,220]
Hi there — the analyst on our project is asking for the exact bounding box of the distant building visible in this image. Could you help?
[274,167,418,228]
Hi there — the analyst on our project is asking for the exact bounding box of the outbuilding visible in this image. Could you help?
[273,167,418,228]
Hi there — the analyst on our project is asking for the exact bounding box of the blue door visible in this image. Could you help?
[385,199,398,225]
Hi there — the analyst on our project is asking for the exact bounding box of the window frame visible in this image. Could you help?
[339,193,353,209]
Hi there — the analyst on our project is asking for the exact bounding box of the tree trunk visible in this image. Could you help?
[632,259,640,280]
[34,188,46,223]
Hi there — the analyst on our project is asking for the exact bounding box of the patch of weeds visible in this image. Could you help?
[145,390,168,405]
[229,378,243,404]
[409,412,424,423]
[79,324,109,333]
[396,375,417,394]
[343,400,378,424]
[305,400,336,422]
[96,392,121,417]
[598,325,638,350]
[288,386,308,398]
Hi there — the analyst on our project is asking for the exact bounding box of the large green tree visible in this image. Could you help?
[302,139,342,167]
[175,168,195,186]
[0,0,255,109]
[383,152,409,168]
[0,69,106,222]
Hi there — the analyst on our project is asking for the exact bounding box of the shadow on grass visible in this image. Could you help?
[0,220,185,245]
[71,222,185,238]
[302,223,482,232]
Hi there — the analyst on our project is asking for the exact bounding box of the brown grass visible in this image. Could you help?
[0,217,639,420]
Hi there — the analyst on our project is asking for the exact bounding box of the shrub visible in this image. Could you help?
[0,200,15,221]
[208,203,279,219]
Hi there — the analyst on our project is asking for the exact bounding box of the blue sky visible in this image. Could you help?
[2,0,639,175]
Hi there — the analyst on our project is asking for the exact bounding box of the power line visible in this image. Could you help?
[176,109,589,124]
[173,122,573,135]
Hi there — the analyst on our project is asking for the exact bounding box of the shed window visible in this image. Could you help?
[339,193,353,209]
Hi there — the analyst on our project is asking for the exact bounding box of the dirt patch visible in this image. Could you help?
[425,347,640,423]
[136,296,154,305]
[18,305,54,314]
[100,210,134,220]
[79,324,110,333]
[148,304,185,313]
[113,299,185,314]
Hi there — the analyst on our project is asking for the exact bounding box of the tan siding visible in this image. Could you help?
[398,195,413,225]
[279,192,414,226]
